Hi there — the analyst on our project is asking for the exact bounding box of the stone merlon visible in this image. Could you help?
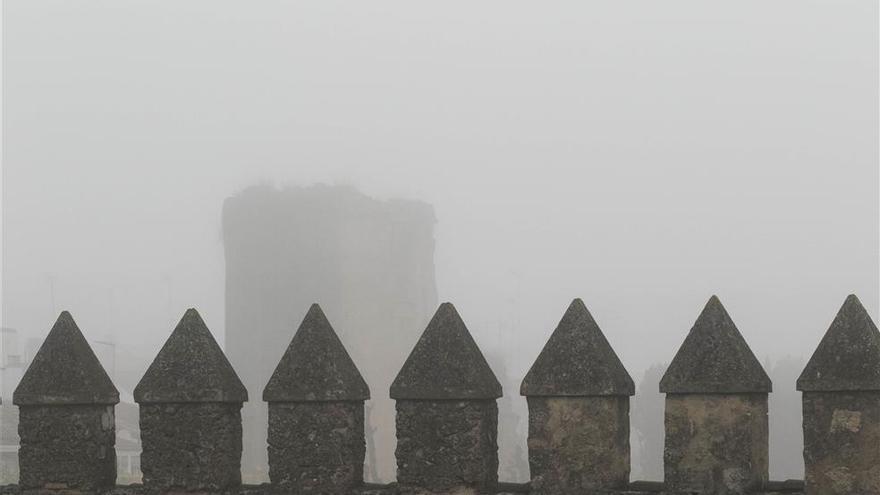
[263,303,370,402]
[797,294,880,392]
[521,298,634,397]
[13,311,119,406]
[134,309,247,403]
[390,302,501,400]
[660,295,771,394]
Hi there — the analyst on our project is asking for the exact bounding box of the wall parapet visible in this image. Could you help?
[0,480,809,495]
[7,295,880,495]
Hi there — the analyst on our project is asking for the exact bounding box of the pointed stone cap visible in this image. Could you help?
[14,312,119,406]
[263,304,370,402]
[521,299,634,397]
[390,303,502,400]
[660,296,771,394]
[134,309,248,403]
[797,295,880,392]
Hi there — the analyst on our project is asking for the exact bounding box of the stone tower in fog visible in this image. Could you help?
[222,184,438,481]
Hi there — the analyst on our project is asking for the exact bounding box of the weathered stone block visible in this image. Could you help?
[262,304,370,494]
[267,402,365,493]
[526,397,629,494]
[395,400,498,493]
[659,297,772,397]
[664,394,769,494]
[13,312,119,494]
[391,304,502,494]
[802,391,880,495]
[135,310,248,494]
[797,295,880,495]
[520,299,635,494]
[139,403,243,492]
[660,297,771,494]
[17,405,116,492]
[390,304,502,402]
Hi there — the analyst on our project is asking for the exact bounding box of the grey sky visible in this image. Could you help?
[2,0,877,420]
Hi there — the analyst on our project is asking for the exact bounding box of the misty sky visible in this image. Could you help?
[2,0,878,409]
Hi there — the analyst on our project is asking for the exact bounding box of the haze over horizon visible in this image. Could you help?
[1,0,878,482]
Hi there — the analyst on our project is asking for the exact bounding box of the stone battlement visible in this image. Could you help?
[0,480,809,495]
[6,296,880,494]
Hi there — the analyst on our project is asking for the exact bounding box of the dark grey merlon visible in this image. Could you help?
[521,299,634,494]
[660,295,771,395]
[134,309,248,493]
[263,304,370,494]
[13,311,119,493]
[660,296,772,494]
[391,303,501,400]
[391,303,502,493]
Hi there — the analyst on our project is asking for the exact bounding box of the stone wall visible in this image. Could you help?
[17,404,116,492]
[138,403,243,492]
[7,295,880,495]
[663,394,769,493]
[395,400,499,493]
[267,401,366,493]
[525,396,630,494]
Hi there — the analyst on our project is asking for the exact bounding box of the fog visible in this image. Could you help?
[2,0,878,483]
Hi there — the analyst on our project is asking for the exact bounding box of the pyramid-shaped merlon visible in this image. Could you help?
[521,299,634,397]
[660,296,771,394]
[797,295,880,392]
[391,303,502,400]
[134,309,247,403]
[14,311,119,406]
[263,304,370,402]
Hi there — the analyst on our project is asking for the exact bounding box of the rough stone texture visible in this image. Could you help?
[135,309,247,493]
[798,295,880,392]
[262,304,368,493]
[795,296,880,494]
[0,483,810,495]
[267,401,365,494]
[139,403,243,493]
[526,397,629,494]
[13,312,118,493]
[521,299,634,397]
[391,304,501,400]
[391,304,501,493]
[395,400,498,493]
[660,296,772,394]
[14,312,118,406]
[801,391,880,495]
[519,300,633,494]
[659,297,772,493]
[17,405,116,492]
[263,303,370,402]
[0,482,810,495]
[134,309,248,404]
[664,394,769,494]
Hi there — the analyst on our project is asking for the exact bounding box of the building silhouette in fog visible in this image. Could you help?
[222,184,438,481]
